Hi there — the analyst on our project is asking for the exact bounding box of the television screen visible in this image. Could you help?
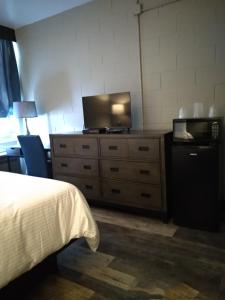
[82,92,131,129]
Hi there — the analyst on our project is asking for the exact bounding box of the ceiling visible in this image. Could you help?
[0,0,93,29]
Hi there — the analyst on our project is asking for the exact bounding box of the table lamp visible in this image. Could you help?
[13,101,37,135]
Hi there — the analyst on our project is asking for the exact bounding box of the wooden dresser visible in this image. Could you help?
[50,130,170,219]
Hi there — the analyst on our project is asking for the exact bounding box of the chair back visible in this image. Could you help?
[17,135,51,178]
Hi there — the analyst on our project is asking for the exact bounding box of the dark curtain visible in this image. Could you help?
[0,25,16,41]
[0,39,21,117]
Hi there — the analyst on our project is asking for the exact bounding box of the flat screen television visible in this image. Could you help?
[82,92,131,131]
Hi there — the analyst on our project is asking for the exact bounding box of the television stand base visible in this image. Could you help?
[106,128,130,134]
[82,128,107,134]
[82,128,130,134]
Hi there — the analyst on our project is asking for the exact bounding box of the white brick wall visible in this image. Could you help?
[15,0,225,134]
[16,0,142,133]
[15,0,225,198]
[215,84,225,117]
[141,0,225,129]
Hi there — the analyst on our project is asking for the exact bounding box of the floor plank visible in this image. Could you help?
[92,207,177,237]
[164,283,199,300]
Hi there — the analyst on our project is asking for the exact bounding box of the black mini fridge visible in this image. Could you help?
[171,144,221,231]
[171,117,223,231]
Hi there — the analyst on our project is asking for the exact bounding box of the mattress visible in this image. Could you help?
[0,171,99,289]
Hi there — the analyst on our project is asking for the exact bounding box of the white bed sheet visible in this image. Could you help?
[0,171,99,289]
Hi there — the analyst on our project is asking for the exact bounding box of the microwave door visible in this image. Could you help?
[187,122,210,140]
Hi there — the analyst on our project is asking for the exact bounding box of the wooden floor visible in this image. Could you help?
[2,207,225,300]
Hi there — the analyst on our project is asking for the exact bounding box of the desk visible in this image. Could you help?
[6,146,51,172]
[0,151,21,173]
[6,147,23,172]
[6,147,23,157]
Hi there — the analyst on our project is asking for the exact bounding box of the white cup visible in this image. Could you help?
[193,102,204,118]
[178,107,186,118]
[208,105,217,118]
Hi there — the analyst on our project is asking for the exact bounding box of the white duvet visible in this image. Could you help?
[0,171,99,289]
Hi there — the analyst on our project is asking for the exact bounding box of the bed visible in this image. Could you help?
[0,171,99,289]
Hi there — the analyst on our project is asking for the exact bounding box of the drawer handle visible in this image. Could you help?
[61,163,68,168]
[110,167,119,172]
[82,145,90,149]
[139,146,149,152]
[59,144,66,148]
[111,188,120,194]
[108,145,118,150]
[141,193,151,198]
[139,170,150,175]
[83,165,91,170]
[85,185,93,190]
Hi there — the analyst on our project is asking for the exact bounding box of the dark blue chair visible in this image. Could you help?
[17,135,52,178]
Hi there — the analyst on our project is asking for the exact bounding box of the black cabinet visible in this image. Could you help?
[171,144,221,231]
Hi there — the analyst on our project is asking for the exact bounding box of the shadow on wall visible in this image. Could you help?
[34,71,74,114]
[131,101,141,129]
[34,71,75,133]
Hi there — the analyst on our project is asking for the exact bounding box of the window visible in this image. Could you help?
[0,116,20,152]
[0,39,21,152]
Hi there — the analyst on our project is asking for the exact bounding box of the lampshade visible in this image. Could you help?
[13,101,37,118]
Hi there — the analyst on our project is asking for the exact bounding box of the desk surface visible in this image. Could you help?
[6,147,23,157]
[6,145,51,157]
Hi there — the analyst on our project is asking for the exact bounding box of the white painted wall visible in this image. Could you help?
[140,0,225,200]
[141,0,225,129]
[16,0,142,139]
[15,0,225,197]
[16,0,225,134]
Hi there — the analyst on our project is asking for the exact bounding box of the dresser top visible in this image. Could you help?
[50,129,171,138]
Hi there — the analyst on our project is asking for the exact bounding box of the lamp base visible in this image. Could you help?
[25,118,30,135]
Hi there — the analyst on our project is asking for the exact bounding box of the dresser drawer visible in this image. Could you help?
[52,137,98,157]
[73,138,98,157]
[130,183,161,210]
[101,160,160,184]
[101,160,130,180]
[100,139,128,157]
[128,138,160,161]
[128,161,160,184]
[53,138,74,155]
[53,157,99,176]
[102,180,161,210]
[102,180,128,203]
[55,175,100,200]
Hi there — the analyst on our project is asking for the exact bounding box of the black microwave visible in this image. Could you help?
[173,117,223,143]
